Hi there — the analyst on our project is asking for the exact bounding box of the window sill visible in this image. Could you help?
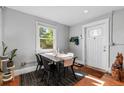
[36,49,54,54]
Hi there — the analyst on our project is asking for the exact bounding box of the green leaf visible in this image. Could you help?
[9,49,18,61]
[2,41,8,56]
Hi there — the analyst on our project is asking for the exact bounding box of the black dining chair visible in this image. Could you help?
[63,57,78,79]
[35,54,43,72]
[40,56,57,85]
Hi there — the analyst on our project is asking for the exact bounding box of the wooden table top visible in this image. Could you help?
[40,53,64,63]
[40,53,73,63]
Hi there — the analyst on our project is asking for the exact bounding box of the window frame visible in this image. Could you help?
[36,21,57,53]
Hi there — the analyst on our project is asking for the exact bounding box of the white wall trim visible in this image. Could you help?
[15,66,36,76]
[82,18,109,28]
[35,21,57,53]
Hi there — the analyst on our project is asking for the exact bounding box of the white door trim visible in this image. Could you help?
[82,18,110,71]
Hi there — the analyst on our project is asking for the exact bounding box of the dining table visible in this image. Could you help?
[40,53,64,63]
[40,52,74,81]
[40,52,74,62]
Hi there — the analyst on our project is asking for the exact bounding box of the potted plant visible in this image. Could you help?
[7,49,18,67]
[0,41,8,60]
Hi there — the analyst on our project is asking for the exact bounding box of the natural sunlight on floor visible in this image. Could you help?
[75,72,84,77]
[85,76,105,86]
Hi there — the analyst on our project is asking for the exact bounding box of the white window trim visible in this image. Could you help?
[35,21,57,53]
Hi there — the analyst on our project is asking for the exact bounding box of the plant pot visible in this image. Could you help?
[0,56,8,60]
[7,61,13,67]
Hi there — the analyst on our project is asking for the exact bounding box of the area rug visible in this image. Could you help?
[20,69,87,86]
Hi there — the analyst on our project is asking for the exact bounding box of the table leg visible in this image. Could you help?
[56,61,64,82]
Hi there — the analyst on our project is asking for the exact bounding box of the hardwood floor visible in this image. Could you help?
[1,66,124,86]
[2,76,20,86]
[101,74,124,86]
[74,66,105,78]
[75,74,124,86]
[74,66,124,86]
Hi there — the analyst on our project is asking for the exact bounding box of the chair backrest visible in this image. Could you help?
[72,57,78,65]
[41,56,51,71]
[35,54,42,65]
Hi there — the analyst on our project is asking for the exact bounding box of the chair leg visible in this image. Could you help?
[40,71,45,81]
[64,67,68,77]
[39,65,42,70]
[64,68,65,77]
[52,71,58,85]
[47,72,50,85]
[71,66,77,79]
[37,65,43,77]
[36,65,39,72]
[67,67,69,71]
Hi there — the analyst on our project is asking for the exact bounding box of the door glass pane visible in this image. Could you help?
[89,28,102,37]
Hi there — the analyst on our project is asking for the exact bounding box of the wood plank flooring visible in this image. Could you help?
[2,76,20,86]
[1,66,124,86]
[74,66,105,78]
[74,66,124,86]
[75,74,124,86]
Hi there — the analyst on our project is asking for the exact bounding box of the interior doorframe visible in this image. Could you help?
[82,18,110,72]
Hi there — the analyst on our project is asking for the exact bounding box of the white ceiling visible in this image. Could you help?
[8,6,124,26]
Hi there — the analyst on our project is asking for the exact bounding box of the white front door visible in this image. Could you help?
[84,19,109,71]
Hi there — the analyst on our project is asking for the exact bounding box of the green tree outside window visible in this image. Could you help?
[39,26,54,49]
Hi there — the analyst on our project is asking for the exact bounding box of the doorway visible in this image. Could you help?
[83,19,109,71]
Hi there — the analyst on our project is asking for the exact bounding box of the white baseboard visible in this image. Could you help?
[108,67,111,73]
[15,66,36,76]
[75,59,111,73]
[14,59,83,76]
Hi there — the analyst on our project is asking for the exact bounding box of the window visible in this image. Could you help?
[36,22,56,53]
[89,28,102,38]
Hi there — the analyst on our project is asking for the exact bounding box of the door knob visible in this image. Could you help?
[103,46,107,52]
[104,49,106,52]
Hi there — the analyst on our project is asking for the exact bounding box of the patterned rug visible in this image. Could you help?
[20,68,86,86]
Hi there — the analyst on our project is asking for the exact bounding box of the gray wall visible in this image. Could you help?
[69,13,112,64]
[2,8,69,69]
[69,24,83,62]
[69,8,124,71]
[69,9,124,71]
[3,7,124,72]
[110,9,124,69]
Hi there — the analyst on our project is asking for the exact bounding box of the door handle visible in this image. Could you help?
[103,49,106,52]
[103,46,107,52]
